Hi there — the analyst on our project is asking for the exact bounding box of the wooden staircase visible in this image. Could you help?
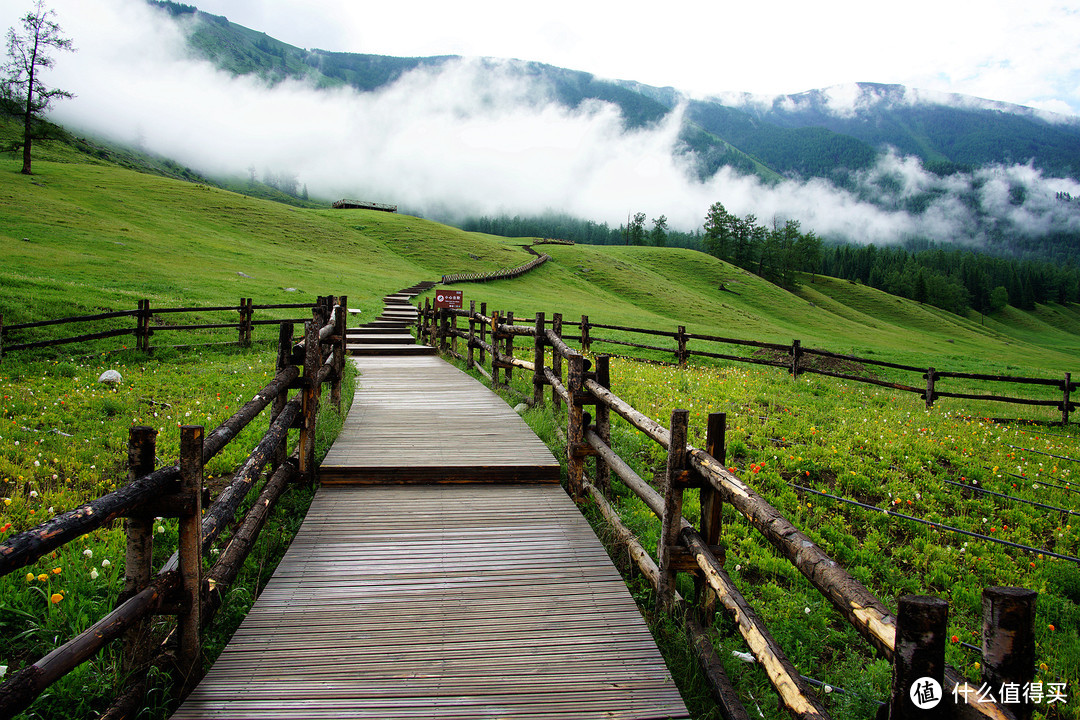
[346,283,437,356]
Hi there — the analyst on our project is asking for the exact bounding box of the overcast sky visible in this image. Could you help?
[181,0,1080,116]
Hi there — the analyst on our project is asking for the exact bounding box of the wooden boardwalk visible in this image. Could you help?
[321,356,560,483]
[172,322,689,719]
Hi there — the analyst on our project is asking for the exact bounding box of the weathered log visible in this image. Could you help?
[682,331,791,352]
[582,480,751,720]
[588,322,676,338]
[545,327,577,361]
[585,378,672,448]
[593,355,611,493]
[799,367,924,395]
[0,464,180,577]
[176,426,203,678]
[197,395,302,558]
[544,367,570,403]
[658,409,689,612]
[588,335,674,354]
[121,427,157,673]
[551,314,564,410]
[687,448,898,658]
[202,365,300,463]
[799,346,926,373]
[981,587,1036,720]
[888,595,948,720]
[934,370,1063,386]
[5,327,134,352]
[681,527,832,719]
[0,572,178,720]
[202,458,298,624]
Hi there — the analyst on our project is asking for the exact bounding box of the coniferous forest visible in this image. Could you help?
[460,209,1080,316]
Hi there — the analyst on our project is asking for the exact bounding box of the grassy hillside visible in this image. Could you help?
[3,146,1080,382]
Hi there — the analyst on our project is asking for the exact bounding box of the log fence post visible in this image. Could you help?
[677,325,688,366]
[504,311,514,386]
[697,411,726,618]
[533,312,546,406]
[594,354,611,494]
[298,318,320,485]
[271,322,293,471]
[135,300,145,352]
[1062,371,1071,427]
[658,408,689,613]
[982,587,1037,720]
[552,313,564,410]
[791,339,802,378]
[450,312,458,355]
[885,595,948,720]
[120,426,157,673]
[331,296,346,410]
[479,302,487,366]
[490,311,501,386]
[467,300,476,370]
[237,298,253,348]
[925,367,937,409]
[439,309,449,354]
[567,353,586,499]
[176,425,204,681]
[422,298,431,345]
[580,314,590,353]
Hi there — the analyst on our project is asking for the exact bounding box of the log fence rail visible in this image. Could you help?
[440,253,551,285]
[0,298,319,360]
[422,308,1076,424]
[0,295,348,720]
[419,302,1041,720]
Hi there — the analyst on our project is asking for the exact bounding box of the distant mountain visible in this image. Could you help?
[151,2,1080,188]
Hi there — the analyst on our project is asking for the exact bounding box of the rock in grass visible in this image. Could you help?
[98,370,122,385]
[514,403,528,414]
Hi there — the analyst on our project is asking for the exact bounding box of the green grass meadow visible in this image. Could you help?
[2,136,1079,719]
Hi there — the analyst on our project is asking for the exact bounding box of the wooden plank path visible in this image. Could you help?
[172,314,689,719]
[321,356,561,483]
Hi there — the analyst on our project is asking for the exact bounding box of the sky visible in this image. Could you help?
[5,0,1080,244]
[178,0,1080,117]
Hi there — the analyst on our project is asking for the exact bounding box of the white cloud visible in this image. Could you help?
[19,0,1080,251]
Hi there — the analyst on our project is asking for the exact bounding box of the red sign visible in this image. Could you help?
[434,290,463,310]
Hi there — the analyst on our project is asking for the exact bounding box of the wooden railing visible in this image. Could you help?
[424,311,1076,424]
[440,253,551,285]
[0,298,318,360]
[418,302,1037,720]
[0,295,349,720]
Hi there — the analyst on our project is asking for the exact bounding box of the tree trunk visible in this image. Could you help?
[22,57,36,175]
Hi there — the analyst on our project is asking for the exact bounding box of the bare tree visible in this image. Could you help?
[2,1,74,174]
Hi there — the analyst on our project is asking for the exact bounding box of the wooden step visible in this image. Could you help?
[347,344,437,356]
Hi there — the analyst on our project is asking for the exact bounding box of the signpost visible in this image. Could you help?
[434,290,463,310]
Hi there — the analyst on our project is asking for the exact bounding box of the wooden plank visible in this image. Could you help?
[320,356,560,483]
[173,485,689,719]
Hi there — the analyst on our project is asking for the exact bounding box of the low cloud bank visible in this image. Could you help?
[38,0,1080,246]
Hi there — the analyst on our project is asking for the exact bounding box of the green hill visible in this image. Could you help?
[3,132,1079,381]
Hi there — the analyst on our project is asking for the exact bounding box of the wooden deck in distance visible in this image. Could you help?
[173,485,690,719]
[320,356,560,484]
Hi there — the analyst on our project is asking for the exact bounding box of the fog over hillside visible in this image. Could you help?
[28,0,1080,246]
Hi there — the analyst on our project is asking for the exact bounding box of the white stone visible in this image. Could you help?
[98,370,122,385]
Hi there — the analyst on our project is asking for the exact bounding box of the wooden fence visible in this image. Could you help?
[0,295,348,720]
[0,298,319,361]
[440,253,551,285]
[419,302,1038,720]
[425,311,1076,424]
